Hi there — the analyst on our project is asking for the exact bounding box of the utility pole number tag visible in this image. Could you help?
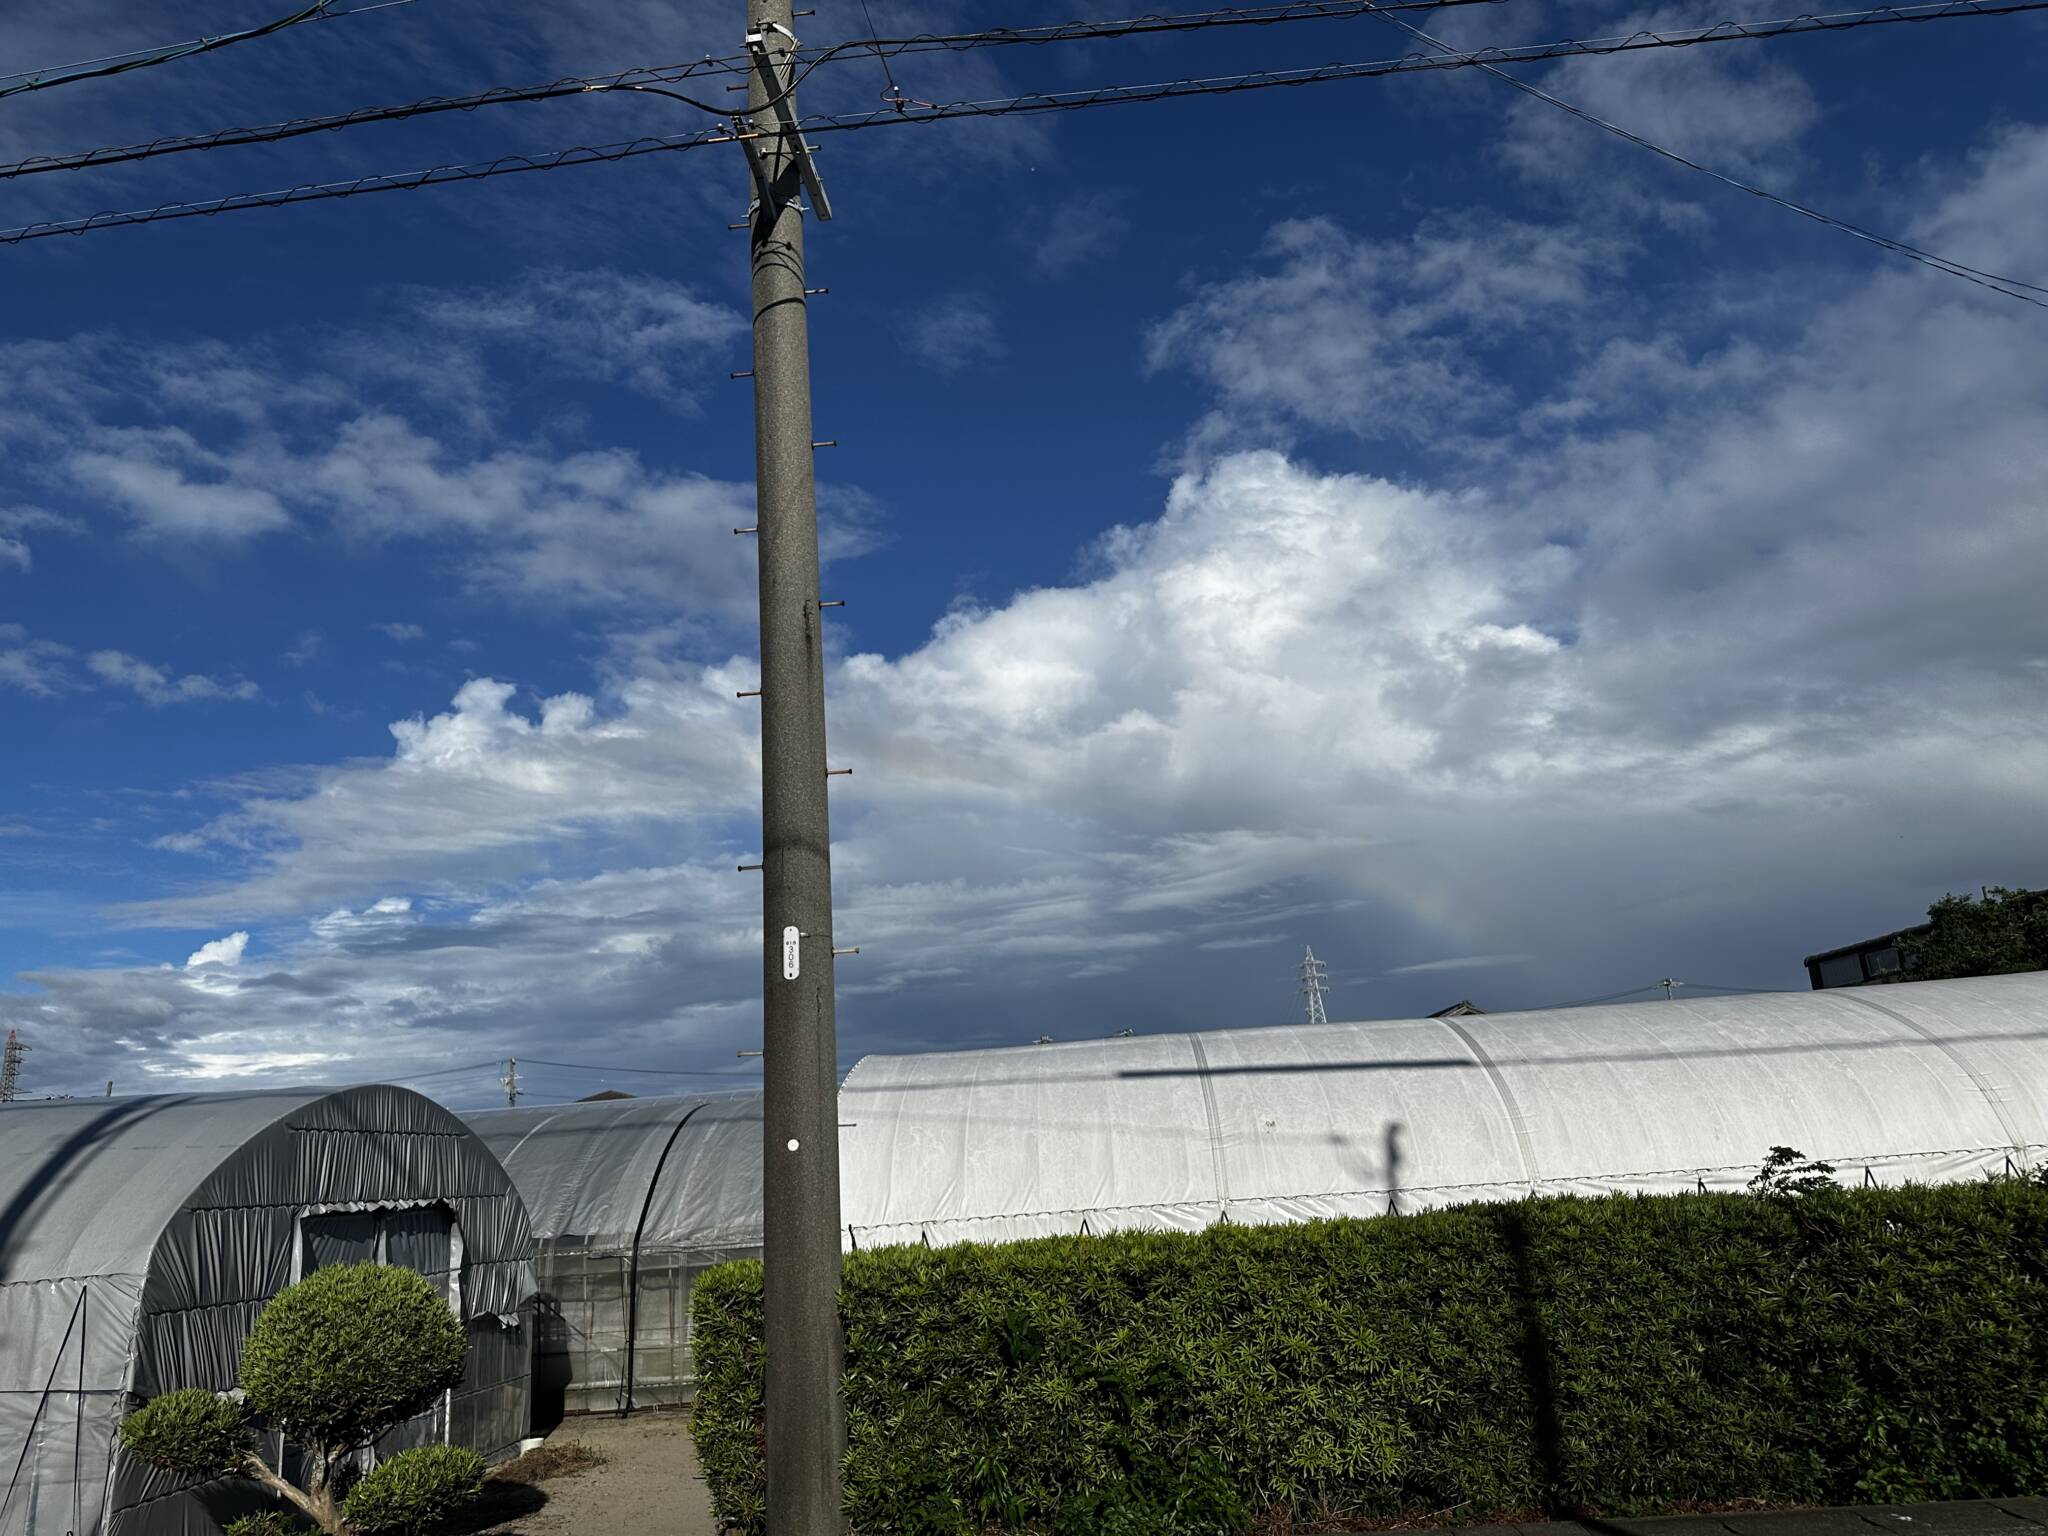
[782,926,801,981]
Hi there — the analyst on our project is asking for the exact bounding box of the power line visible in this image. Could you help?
[2,0,2043,280]
[0,0,1513,184]
[0,0,400,102]
[1535,977,1801,1009]
[1539,983,1668,1009]
[790,0,2048,131]
[1361,4,2048,307]
[519,1057,759,1077]
[385,1054,759,1087]
[0,124,748,244]
[0,56,750,183]
[855,0,907,110]
[385,1057,503,1082]
[818,0,1512,55]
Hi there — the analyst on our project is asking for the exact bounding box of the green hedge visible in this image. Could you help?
[692,1177,2048,1534]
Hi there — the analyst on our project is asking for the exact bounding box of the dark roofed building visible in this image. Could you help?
[1804,926,1927,989]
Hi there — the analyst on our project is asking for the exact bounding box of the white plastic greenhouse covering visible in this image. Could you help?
[0,1085,534,1536]
[464,1095,762,1418]
[466,972,2048,1422]
[837,971,2048,1246]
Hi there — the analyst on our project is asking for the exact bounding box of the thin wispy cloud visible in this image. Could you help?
[900,293,1007,375]
[1384,954,1534,976]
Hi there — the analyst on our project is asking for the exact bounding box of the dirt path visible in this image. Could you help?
[473,1412,721,1535]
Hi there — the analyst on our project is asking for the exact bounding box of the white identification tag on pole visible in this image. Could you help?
[782,926,801,981]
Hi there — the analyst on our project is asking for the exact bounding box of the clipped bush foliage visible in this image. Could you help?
[340,1445,487,1535]
[239,1263,465,1455]
[224,1512,309,1536]
[117,1388,249,1478]
[693,1177,2048,1534]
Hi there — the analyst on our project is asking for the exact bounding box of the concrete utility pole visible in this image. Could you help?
[741,3,845,1531]
[500,1058,519,1107]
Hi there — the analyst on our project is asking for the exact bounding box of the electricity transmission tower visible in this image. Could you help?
[1299,947,1331,1027]
[0,1030,27,1102]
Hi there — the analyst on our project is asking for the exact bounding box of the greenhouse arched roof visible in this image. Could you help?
[466,1092,762,1253]
[2,1090,345,1287]
[835,971,2048,1247]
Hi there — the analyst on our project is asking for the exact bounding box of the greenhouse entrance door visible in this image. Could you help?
[295,1205,463,1461]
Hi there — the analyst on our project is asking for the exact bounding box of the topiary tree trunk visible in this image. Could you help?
[120,1261,478,1535]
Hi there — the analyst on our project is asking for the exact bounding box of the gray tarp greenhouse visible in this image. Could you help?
[0,1086,534,1536]
[465,1094,761,1419]
[469,971,2048,1414]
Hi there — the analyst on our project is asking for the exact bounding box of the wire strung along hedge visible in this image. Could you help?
[691,1172,2048,1534]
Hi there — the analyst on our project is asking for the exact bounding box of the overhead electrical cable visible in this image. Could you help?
[387,1055,758,1087]
[0,55,751,181]
[518,1057,760,1078]
[793,0,2048,129]
[0,0,390,102]
[855,0,909,108]
[384,1058,505,1083]
[1359,3,2048,305]
[804,0,1518,58]
[0,124,749,243]
[4,0,2046,251]
[0,0,1523,183]
[1537,983,1670,1009]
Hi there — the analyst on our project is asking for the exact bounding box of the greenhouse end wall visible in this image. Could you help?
[0,1086,535,1536]
[466,1094,764,1422]
[531,1240,761,1418]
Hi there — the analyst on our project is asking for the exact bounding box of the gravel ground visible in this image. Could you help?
[472,1412,720,1535]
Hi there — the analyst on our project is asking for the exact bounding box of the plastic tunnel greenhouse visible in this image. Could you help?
[835,971,2048,1245]
[469,972,2048,1421]
[0,1085,534,1536]
[464,1094,763,1422]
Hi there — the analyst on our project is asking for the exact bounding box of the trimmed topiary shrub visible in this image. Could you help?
[693,1166,2048,1534]
[341,1445,488,1535]
[241,1262,468,1463]
[224,1513,311,1536]
[120,1261,472,1535]
[118,1389,249,1477]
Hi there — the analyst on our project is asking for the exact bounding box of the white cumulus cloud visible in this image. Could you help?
[185,932,249,970]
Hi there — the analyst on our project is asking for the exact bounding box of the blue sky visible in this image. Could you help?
[2,0,2046,1108]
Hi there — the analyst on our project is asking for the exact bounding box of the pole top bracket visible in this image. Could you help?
[744,29,834,221]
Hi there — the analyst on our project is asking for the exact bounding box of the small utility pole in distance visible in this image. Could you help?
[500,1058,519,1107]
[741,3,847,1532]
